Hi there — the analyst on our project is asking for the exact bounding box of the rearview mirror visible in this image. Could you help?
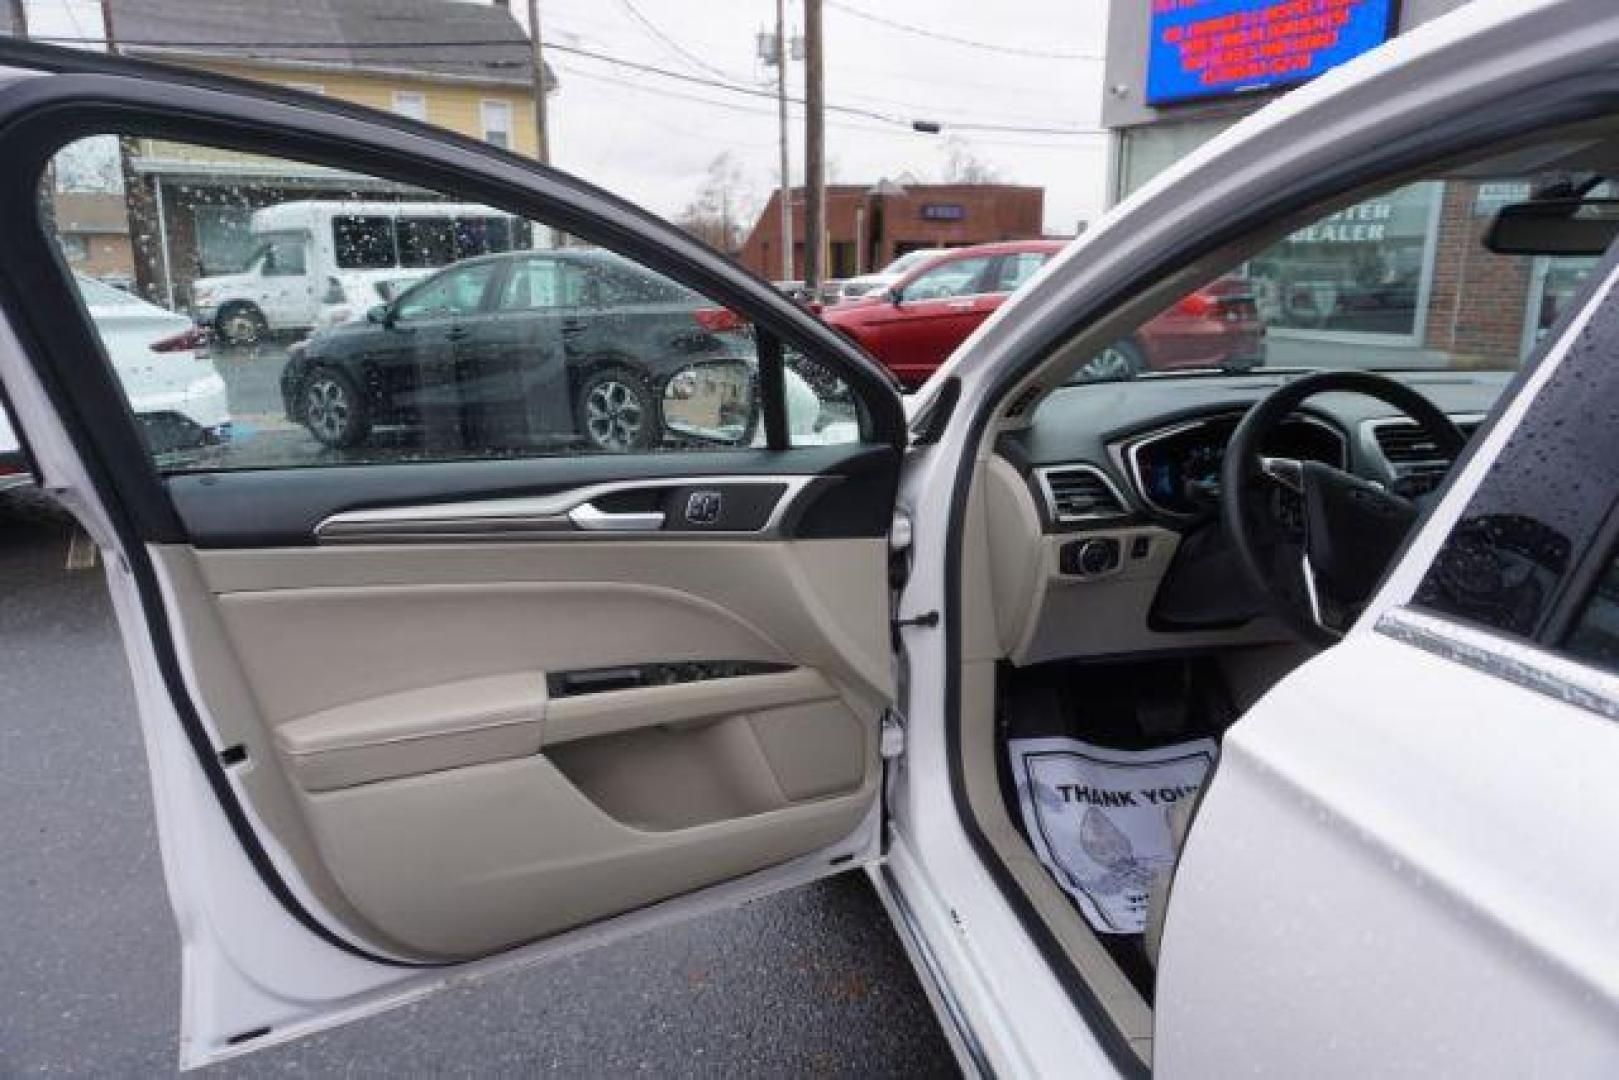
[1486,198,1619,256]
[662,360,758,445]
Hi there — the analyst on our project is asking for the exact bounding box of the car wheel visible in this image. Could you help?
[217,304,268,347]
[301,367,370,448]
[577,366,655,452]
[1076,338,1145,382]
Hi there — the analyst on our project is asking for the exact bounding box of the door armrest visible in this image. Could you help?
[276,673,546,792]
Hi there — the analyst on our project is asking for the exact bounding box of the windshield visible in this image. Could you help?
[1070,170,1605,385]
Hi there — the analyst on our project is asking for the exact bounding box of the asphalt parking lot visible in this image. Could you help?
[0,490,955,1076]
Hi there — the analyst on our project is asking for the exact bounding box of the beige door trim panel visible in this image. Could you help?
[160,537,892,960]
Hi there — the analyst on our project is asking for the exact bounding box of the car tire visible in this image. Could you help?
[576,365,657,453]
[216,303,269,347]
[1076,338,1145,382]
[300,367,370,448]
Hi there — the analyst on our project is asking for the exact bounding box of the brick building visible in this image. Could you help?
[52,193,135,288]
[738,183,1045,282]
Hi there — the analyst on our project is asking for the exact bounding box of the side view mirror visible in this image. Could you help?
[886,286,904,306]
[662,360,758,446]
[366,302,392,326]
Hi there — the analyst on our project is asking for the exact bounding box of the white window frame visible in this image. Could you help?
[480,98,513,149]
[392,91,428,121]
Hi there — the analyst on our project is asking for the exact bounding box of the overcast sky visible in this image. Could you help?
[28,0,1111,234]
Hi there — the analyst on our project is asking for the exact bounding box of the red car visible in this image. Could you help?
[822,239,1265,387]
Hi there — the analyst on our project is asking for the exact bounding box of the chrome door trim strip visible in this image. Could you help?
[313,474,822,543]
[1377,605,1619,722]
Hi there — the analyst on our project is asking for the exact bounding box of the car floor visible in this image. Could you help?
[995,657,1237,1001]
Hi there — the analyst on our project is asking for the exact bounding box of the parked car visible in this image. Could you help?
[824,239,1265,386]
[12,5,1619,1075]
[280,248,754,451]
[834,246,949,302]
[192,200,532,345]
[0,275,228,486]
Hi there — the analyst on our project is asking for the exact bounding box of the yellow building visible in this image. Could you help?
[104,0,556,305]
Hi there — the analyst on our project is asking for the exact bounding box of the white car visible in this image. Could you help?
[835,247,949,302]
[7,3,1619,1074]
[0,276,228,487]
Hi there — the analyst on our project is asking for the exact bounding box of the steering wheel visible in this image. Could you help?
[1220,371,1467,647]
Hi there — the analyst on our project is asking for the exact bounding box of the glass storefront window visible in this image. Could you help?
[1250,181,1441,343]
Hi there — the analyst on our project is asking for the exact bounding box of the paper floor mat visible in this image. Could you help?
[1007,735,1217,935]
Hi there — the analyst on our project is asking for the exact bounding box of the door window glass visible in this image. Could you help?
[261,235,307,277]
[498,259,585,311]
[39,134,868,470]
[901,256,992,301]
[394,263,497,321]
[1563,555,1619,673]
[992,252,1049,293]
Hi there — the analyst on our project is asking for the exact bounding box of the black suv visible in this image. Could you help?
[280,249,753,451]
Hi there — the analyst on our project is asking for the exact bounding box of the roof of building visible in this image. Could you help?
[54,193,132,235]
[107,0,554,89]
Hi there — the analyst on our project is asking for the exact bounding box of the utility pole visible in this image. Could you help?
[802,0,824,296]
[527,0,551,166]
[101,0,165,304]
[7,0,28,40]
[773,0,793,282]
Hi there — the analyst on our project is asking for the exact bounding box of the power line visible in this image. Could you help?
[556,62,1090,150]
[824,0,1101,61]
[616,0,751,86]
[26,32,1105,136]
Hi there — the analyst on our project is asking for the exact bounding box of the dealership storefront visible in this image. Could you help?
[1103,0,1589,369]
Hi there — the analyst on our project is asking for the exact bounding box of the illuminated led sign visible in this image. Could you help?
[1146,0,1398,107]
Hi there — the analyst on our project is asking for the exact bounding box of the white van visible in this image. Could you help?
[190,200,534,344]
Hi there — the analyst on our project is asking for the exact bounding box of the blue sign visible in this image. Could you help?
[921,203,966,222]
[1146,0,1398,107]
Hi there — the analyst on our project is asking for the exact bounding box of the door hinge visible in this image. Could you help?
[880,710,906,759]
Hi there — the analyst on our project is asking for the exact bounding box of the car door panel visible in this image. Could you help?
[149,519,890,962]
[1156,244,1619,1073]
[0,49,907,1063]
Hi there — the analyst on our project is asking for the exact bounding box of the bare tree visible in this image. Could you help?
[52,136,125,193]
[674,152,757,254]
[940,136,1001,185]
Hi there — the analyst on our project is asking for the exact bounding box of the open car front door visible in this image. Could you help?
[0,44,905,1068]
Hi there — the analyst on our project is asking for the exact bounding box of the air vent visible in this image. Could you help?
[1038,465,1127,522]
[1373,419,1480,464]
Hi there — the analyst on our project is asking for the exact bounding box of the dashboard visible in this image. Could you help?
[1125,412,1345,519]
[982,370,1513,666]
